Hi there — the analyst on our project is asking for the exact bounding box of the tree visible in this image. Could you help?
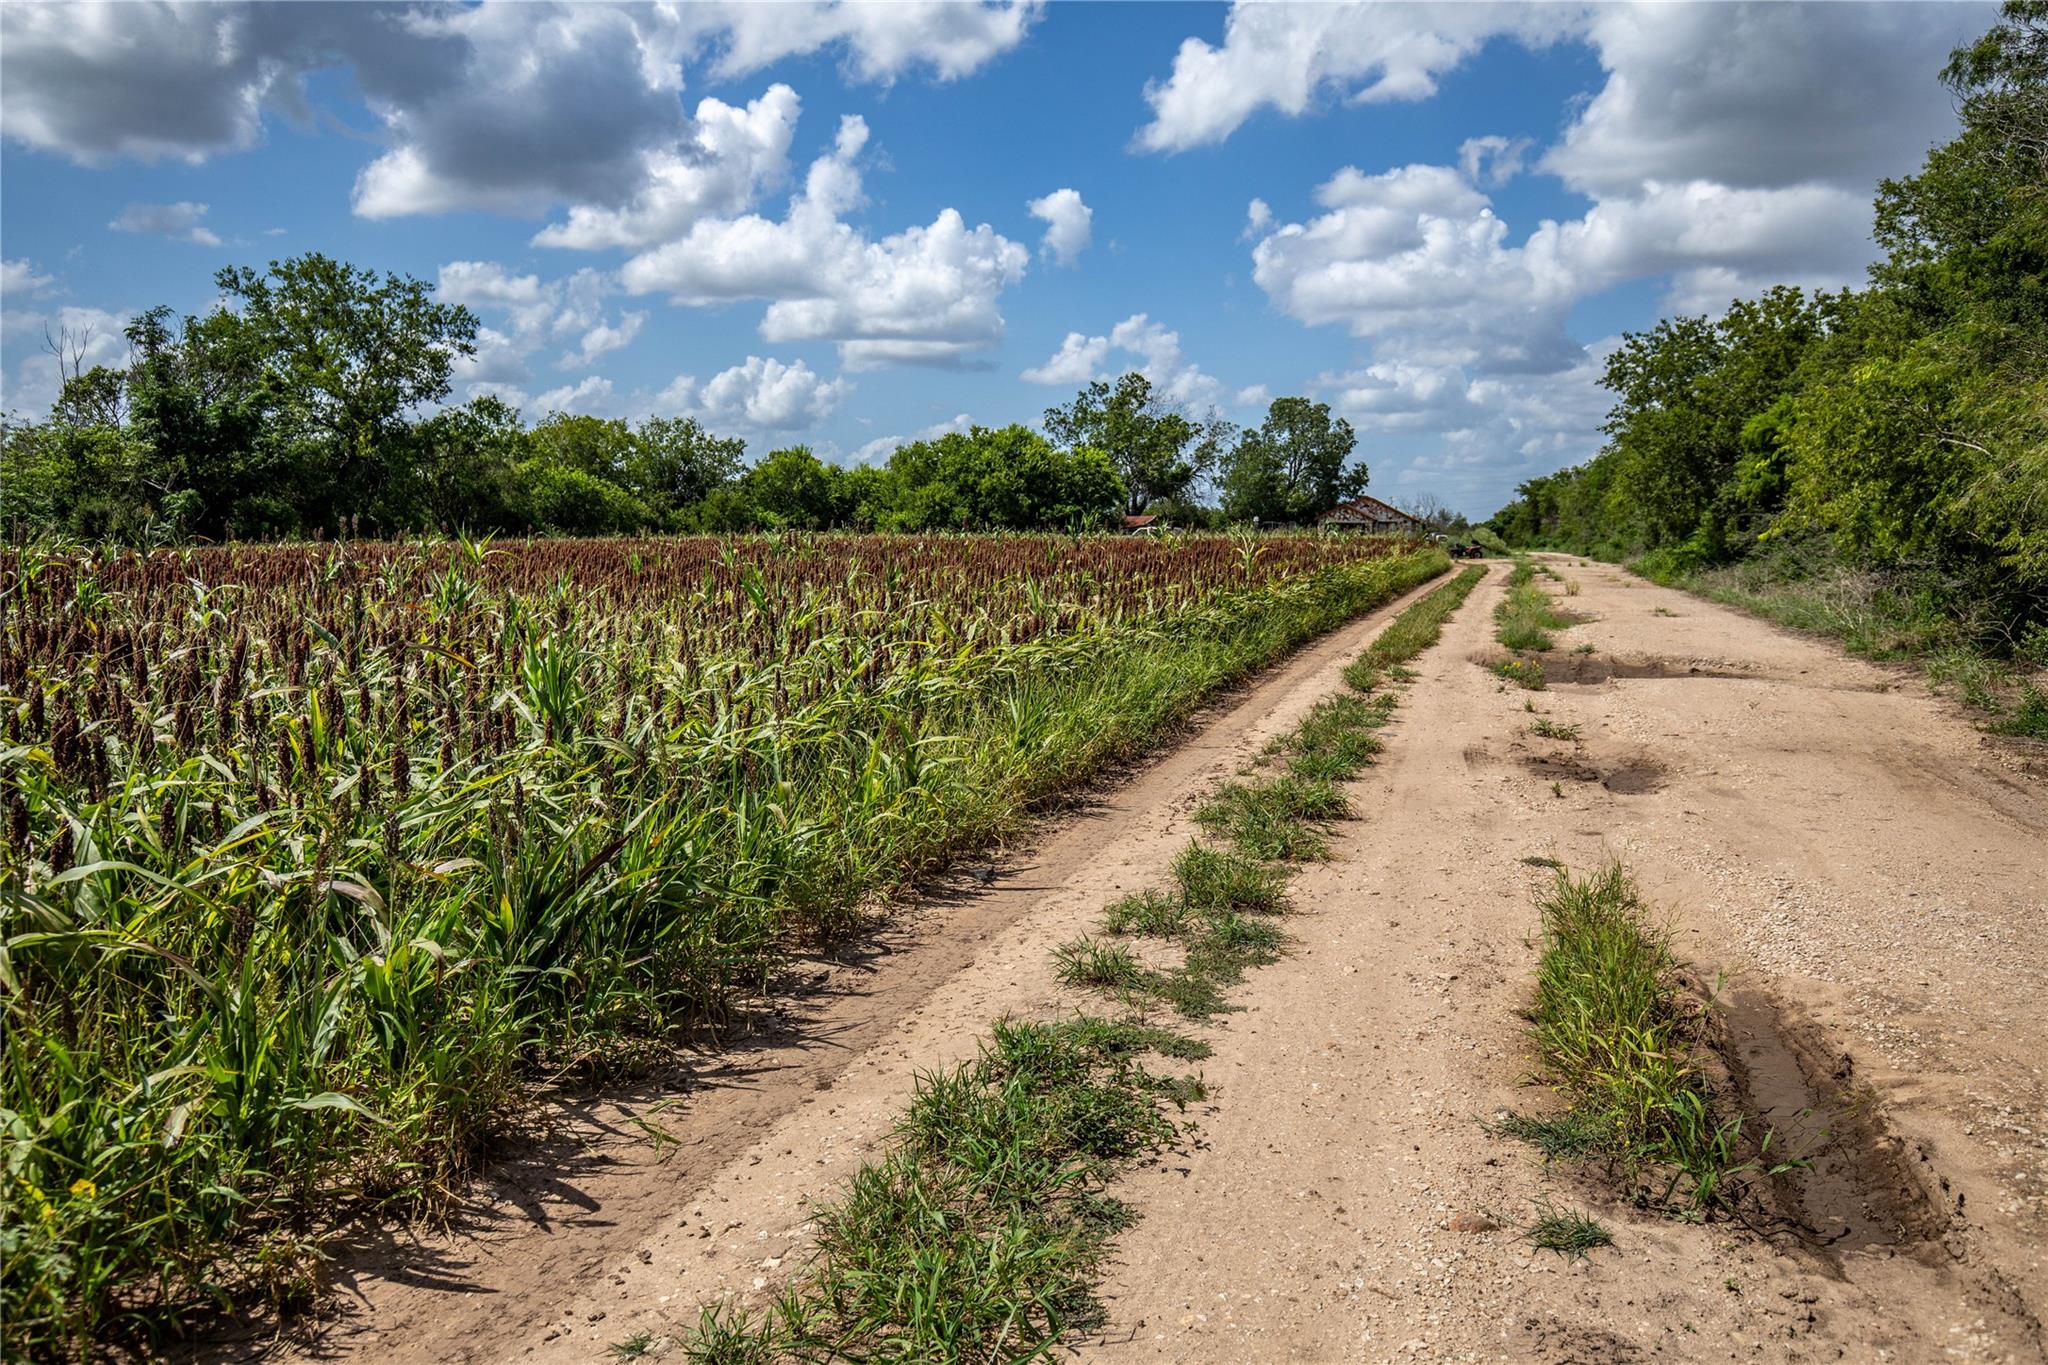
[212,254,478,526]
[1043,372,1204,514]
[1484,1,2048,631]
[386,396,528,532]
[1598,289,1829,558]
[120,303,275,537]
[1401,493,1470,536]
[881,425,1125,530]
[624,417,745,527]
[1217,397,1367,525]
[742,446,845,530]
[1858,1,2048,591]
[509,462,649,536]
[0,418,152,540]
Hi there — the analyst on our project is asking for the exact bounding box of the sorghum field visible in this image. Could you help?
[0,530,1441,1356]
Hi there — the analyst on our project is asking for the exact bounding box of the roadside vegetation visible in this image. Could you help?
[2,247,1398,545]
[0,532,1442,1357]
[1490,556,1569,689]
[1486,4,2047,733]
[1525,1203,1613,1260]
[675,563,1483,1360]
[1501,864,1801,1215]
[1495,559,1573,653]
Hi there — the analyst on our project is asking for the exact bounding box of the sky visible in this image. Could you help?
[0,1,1991,517]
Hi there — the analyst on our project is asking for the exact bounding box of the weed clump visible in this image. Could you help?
[1101,890,1191,938]
[1525,864,1796,1212]
[1489,1110,1606,1160]
[1344,563,1485,692]
[1053,937,1146,990]
[1195,778,1344,861]
[1173,842,1286,913]
[1496,560,1573,652]
[1526,1203,1613,1259]
[683,1018,1197,1361]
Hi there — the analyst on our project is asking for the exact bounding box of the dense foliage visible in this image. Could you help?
[2,264,1381,542]
[0,530,1438,1354]
[1488,3,2047,654]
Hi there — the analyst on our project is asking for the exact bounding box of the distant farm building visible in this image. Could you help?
[1122,514,1164,534]
[1318,496,1423,533]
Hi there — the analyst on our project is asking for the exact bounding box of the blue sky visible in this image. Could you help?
[0,2,1984,515]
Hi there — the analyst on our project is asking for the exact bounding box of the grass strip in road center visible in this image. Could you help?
[665,564,1489,1361]
[1346,563,1485,693]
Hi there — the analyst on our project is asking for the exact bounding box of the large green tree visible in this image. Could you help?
[1217,397,1368,525]
[1043,372,1206,515]
[212,254,478,526]
[880,425,1125,530]
[384,396,529,533]
[624,417,746,527]
[740,446,846,530]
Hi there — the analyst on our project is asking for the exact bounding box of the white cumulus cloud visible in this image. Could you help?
[1020,313,1223,412]
[681,1,1042,84]
[529,86,801,252]
[1213,1,1973,513]
[659,355,851,433]
[1019,331,1110,386]
[1136,2,1577,153]
[2,2,1038,224]
[561,311,648,370]
[1027,188,1092,266]
[533,374,616,414]
[1457,134,1532,188]
[618,115,1029,370]
[437,261,648,396]
[1,260,56,299]
[852,411,973,464]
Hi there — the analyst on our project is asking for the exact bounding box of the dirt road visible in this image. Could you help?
[1084,555,2046,1363]
[263,571,1461,1364]
[267,558,2047,1363]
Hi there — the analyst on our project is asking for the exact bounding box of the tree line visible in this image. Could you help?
[1487,2,2046,650]
[2,259,1382,542]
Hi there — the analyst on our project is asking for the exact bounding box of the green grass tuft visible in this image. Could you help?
[1194,777,1345,860]
[1525,864,1795,1212]
[1100,890,1193,938]
[1053,937,1146,991]
[1526,1203,1612,1259]
[1172,842,1286,913]
[1495,556,1574,653]
[1994,682,2048,739]
[1285,693,1391,779]
[681,1018,1200,1360]
[1491,657,1548,690]
[1490,1110,1607,1160]
[1345,564,1485,691]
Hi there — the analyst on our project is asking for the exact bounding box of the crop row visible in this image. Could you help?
[0,530,1437,1356]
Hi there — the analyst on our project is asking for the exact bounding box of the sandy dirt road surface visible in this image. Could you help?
[1084,555,2046,1363]
[258,557,2047,1363]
